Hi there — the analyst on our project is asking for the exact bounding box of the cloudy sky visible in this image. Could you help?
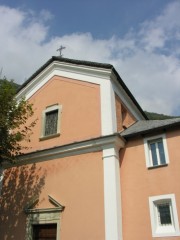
[0,0,180,116]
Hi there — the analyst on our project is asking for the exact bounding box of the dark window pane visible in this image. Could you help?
[150,143,158,166]
[33,224,57,240]
[158,141,166,164]
[45,110,58,136]
[158,203,172,225]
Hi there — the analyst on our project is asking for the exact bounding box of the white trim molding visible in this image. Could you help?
[16,60,145,136]
[149,194,180,237]
[111,72,145,121]
[103,139,125,240]
[100,80,117,135]
[3,134,125,168]
[16,61,110,101]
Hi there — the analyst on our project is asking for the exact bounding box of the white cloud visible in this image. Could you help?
[139,1,180,54]
[0,2,180,115]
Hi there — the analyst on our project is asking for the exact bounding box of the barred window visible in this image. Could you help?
[149,194,180,237]
[157,202,172,225]
[45,110,58,136]
[40,105,62,140]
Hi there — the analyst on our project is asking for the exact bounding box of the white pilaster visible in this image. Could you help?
[103,140,124,240]
[100,80,117,135]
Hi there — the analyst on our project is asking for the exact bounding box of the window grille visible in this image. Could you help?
[157,203,172,225]
[44,110,58,136]
[149,194,180,237]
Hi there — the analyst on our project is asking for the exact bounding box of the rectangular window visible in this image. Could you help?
[45,110,58,136]
[149,138,166,166]
[40,104,62,140]
[33,224,57,240]
[144,134,169,168]
[149,194,180,237]
[158,203,172,225]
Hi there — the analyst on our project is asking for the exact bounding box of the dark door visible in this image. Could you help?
[33,224,57,240]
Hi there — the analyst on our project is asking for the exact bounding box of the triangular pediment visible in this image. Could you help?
[24,195,65,213]
[16,57,111,102]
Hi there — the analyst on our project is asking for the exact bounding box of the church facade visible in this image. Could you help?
[0,57,180,240]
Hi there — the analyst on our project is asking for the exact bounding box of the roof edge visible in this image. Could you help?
[121,119,180,138]
[17,56,113,93]
[112,67,148,120]
[17,56,148,120]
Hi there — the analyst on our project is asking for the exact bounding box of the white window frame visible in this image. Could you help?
[144,134,169,168]
[149,194,180,237]
[40,104,62,140]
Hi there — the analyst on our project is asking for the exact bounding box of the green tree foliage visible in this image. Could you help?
[0,79,36,163]
[144,111,175,120]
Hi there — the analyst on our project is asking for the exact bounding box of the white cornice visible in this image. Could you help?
[53,61,112,79]
[3,134,125,168]
[16,61,112,101]
[15,58,145,137]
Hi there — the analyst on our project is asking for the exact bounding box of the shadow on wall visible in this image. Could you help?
[0,163,47,239]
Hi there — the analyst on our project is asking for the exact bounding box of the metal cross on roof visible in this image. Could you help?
[57,45,66,57]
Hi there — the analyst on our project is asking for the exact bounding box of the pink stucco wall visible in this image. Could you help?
[120,128,180,240]
[24,76,101,153]
[0,151,105,240]
[115,94,136,132]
